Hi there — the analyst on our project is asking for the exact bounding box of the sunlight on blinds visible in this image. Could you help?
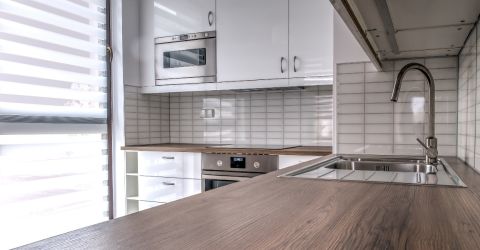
[0,0,109,248]
[0,0,108,119]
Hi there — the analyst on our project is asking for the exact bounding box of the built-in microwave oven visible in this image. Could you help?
[154,31,216,85]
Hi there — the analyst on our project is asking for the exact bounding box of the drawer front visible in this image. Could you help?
[137,152,201,179]
[138,176,201,203]
[137,152,183,177]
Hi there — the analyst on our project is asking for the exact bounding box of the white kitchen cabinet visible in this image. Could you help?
[125,151,202,214]
[279,155,319,169]
[289,0,333,79]
[154,0,216,38]
[217,0,289,82]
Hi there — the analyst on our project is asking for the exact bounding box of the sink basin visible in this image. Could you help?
[324,159,430,172]
[279,155,466,187]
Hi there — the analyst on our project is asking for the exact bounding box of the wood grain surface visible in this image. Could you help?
[121,143,333,156]
[19,157,480,250]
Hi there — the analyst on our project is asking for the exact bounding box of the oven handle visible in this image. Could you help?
[202,174,251,182]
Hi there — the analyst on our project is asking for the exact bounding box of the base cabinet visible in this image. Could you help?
[125,151,202,214]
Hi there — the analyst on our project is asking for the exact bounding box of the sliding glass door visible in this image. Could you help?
[0,0,111,248]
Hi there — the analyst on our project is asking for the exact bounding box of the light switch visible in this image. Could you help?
[200,109,215,118]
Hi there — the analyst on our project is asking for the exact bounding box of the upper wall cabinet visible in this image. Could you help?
[217,0,333,83]
[217,0,289,82]
[289,0,333,78]
[154,0,216,38]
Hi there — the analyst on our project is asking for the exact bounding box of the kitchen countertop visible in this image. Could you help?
[121,143,332,156]
[20,157,480,249]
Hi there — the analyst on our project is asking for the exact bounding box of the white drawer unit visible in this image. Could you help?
[138,176,201,203]
[125,151,202,214]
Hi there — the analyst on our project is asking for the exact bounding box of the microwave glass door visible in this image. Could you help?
[163,48,206,68]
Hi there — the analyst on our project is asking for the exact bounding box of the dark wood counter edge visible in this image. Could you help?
[120,144,332,156]
[19,156,480,249]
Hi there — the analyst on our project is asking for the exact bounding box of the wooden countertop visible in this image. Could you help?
[121,143,332,156]
[20,157,480,249]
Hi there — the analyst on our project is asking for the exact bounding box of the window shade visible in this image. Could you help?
[0,0,110,248]
[0,0,108,122]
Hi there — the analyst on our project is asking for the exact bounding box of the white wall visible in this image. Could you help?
[333,12,369,65]
[121,0,141,86]
[457,20,479,171]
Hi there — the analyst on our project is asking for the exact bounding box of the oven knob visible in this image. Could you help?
[253,161,260,168]
[217,160,223,167]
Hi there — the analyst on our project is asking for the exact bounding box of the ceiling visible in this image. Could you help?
[330,0,480,69]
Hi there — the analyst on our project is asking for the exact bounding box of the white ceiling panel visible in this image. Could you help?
[336,0,480,67]
[387,0,480,30]
[395,25,472,51]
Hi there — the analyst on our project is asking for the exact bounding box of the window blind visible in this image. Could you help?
[0,0,110,248]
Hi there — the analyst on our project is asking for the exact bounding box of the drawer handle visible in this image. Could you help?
[162,156,175,160]
[162,181,175,186]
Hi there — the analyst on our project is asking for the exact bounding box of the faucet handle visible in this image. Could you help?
[416,138,438,158]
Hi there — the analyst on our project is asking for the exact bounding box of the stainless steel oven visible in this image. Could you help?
[201,153,279,192]
[155,31,216,85]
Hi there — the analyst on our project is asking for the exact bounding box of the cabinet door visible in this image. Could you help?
[217,0,289,82]
[154,0,216,37]
[289,0,333,78]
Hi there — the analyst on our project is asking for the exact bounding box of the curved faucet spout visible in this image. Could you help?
[390,63,437,166]
[390,63,435,137]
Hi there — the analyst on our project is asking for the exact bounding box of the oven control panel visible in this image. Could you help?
[202,153,278,173]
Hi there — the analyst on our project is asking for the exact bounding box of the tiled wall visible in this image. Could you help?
[124,84,170,145]
[169,86,333,146]
[336,57,458,156]
[457,22,479,170]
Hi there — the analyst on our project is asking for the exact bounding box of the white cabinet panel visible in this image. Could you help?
[279,155,319,169]
[289,0,333,78]
[217,0,289,82]
[154,0,215,37]
[136,152,202,179]
[138,176,201,203]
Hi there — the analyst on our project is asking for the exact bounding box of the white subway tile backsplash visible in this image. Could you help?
[337,94,364,104]
[365,134,392,144]
[365,114,393,124]
[124,86,333,147]
[365,103,393,113]
[365,72,393,82]
[337,83,364,93]
[336,58,457,157]
[337,63,365,74]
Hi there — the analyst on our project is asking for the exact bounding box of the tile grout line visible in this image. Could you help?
[392,63,395,155]
[363,63,366,154]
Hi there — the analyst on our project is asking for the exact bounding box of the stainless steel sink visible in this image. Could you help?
[279,154,466,187]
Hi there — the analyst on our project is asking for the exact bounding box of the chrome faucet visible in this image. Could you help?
[390,63,438,170]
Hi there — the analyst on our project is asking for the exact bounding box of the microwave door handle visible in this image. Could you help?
[202,175,251,182]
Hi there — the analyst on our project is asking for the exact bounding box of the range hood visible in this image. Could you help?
[330,0,480,70]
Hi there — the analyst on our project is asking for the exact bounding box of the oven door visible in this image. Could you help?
[155,37,216,85]
[202,174,251,192]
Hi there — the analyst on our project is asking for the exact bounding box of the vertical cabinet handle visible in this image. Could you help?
[208,11,214,26]
[293,56,298,72]
[280,57,286,73]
